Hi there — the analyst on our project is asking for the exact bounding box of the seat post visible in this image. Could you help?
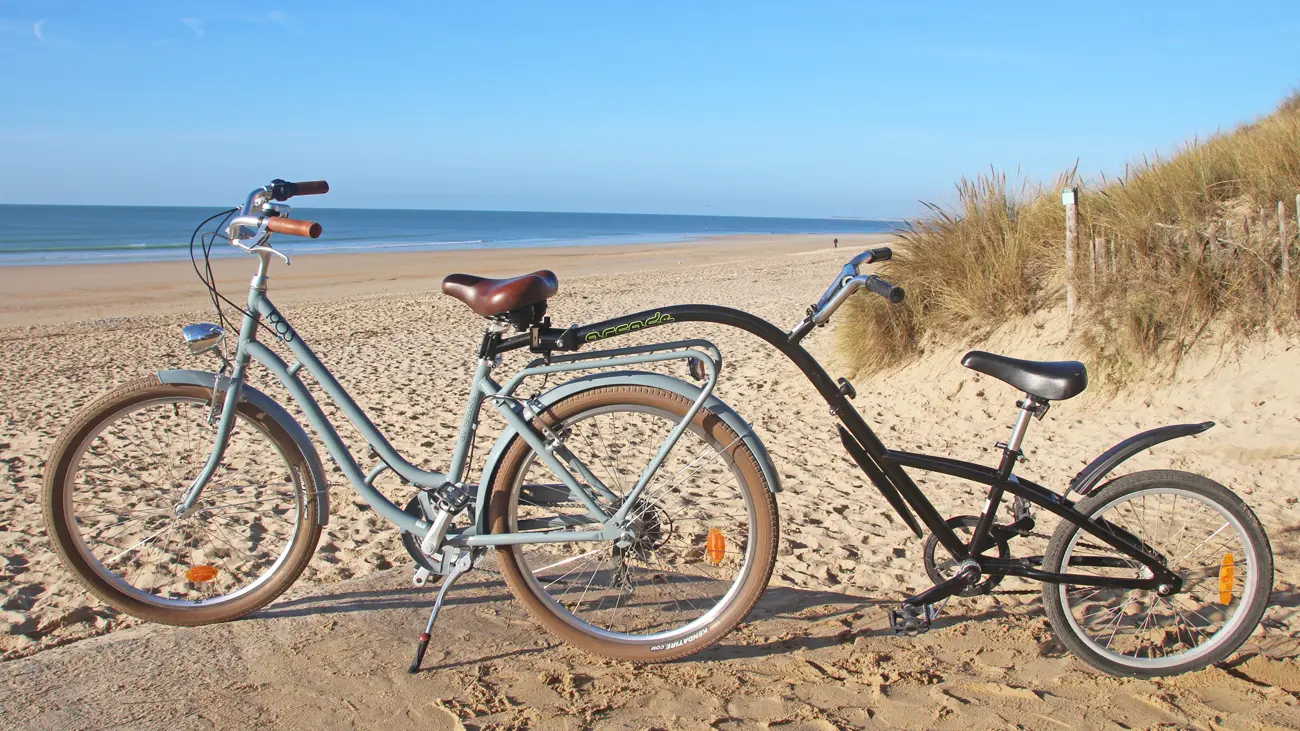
[476,321,509,362]
[997,394,1048,478]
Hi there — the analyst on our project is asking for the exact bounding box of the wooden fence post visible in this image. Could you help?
[1281,200,1290,280]
[1093,237,1104,281]
[1063,187,1078,322]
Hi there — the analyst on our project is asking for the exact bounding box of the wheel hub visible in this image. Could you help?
[623,500,672,557]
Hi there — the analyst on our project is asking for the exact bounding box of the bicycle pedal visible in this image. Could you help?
[888,604,933,635]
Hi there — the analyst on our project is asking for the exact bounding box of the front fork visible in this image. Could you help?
[176,306,262,516]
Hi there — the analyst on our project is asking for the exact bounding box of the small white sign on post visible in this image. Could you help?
[1063,187,1079,323]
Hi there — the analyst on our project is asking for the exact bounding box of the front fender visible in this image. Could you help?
[472,370,781,536]
[157,369,330,526]
[1068,421,1214,497]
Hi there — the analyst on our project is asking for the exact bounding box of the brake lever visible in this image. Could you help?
[248,245,290,265]
[226,216,291,264]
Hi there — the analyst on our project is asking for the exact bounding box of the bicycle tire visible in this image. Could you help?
[487,384,779,663]
[43,377,322,626]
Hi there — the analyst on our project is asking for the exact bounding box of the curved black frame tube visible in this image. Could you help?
[495,303,1179,589]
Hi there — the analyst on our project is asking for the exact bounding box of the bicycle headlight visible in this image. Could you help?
[181,323,225,356]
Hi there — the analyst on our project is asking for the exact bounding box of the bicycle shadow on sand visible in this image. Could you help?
[249,575,1030,660]
[246,573,1300,670]
[702,584,1038,662]
[250,578,513,620]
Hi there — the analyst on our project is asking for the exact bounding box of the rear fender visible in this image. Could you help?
[1068,421,1215,498]
[157,369,330,526]
[472,370,781,536]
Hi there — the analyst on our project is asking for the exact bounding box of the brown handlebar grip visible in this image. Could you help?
[292,180,329,196]
[267,218,323,239]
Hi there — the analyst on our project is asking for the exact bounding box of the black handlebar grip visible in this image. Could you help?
[866,276,905,304]
[869,247,892,262]
[291,180,330,196]
[269,179,330,201]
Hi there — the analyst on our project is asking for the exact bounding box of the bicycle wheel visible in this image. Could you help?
[43,377,322,625]
[1042,470,1273,677]
[487,384,779,662]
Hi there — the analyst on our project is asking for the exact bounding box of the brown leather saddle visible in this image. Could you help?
[441,270,559,320]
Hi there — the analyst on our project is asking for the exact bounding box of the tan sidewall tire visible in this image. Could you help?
[488,384,779,663]
[42,376,323,626]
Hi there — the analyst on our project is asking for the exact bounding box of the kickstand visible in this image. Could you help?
[408,549,474,674]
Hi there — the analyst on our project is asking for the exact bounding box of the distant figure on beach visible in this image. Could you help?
[833,238,838,248]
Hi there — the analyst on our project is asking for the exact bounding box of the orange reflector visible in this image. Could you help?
[1219,553,1235,605]
[186,565,219,583]
[706,528,726,566]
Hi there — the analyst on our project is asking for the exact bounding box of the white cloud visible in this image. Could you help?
[181,17,204,36]
[32,19,44,42]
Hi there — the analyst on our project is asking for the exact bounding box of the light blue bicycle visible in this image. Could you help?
[43,180,782,670]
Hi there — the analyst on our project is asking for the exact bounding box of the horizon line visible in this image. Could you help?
[0,201,910,222]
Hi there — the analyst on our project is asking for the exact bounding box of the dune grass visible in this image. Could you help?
[838,91,1300,384]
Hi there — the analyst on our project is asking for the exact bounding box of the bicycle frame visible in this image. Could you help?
[490,304,1183,592]
[177,283,724,549]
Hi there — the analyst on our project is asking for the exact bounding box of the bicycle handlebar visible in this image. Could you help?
[228,179,331,253]
[789,246,902,340]
[266,218,323,239]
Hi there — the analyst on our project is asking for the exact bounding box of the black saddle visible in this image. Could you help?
[961,351,1088,401]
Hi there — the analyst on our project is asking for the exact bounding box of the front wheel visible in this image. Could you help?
[1041,470,1273,677]
[488,384,779,662]
[42,377,322,626]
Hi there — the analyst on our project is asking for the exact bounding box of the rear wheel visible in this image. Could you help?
[43,377,322,625]
[1042,470,1272,677]
[488,384,779,662]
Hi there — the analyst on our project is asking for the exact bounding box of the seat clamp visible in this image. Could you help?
[1015,397,1050,419]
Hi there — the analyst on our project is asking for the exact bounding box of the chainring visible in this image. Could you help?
[400,493,469,575]
[923,515,1010,597]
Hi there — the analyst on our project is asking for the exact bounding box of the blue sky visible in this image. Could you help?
[1,2,1297,217]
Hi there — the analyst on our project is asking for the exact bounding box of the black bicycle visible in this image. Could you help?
[512,246,1274,678]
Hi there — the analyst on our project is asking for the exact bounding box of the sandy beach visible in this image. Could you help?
[0,234,850,326]
[4,234,1300,728]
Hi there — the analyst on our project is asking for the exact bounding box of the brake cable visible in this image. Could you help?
[187,209,281,341]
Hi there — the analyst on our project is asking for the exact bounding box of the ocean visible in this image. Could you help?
[0,205,900,266]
